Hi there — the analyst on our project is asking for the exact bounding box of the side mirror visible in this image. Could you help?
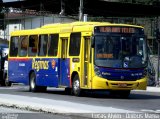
[91,36,95,48]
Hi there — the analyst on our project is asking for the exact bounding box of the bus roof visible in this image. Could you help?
[41,21,143,28]
[10,21,144,36]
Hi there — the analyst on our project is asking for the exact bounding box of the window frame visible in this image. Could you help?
[69,32,81,56]
[28,35,38,57]
[9,36,19,57]
[48,34,59,57]
[38,34,48,57]
[18,35,28,57]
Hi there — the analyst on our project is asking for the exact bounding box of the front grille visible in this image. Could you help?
[102,75,144,81]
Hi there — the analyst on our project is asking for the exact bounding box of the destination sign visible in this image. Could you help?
[94,26,143,34]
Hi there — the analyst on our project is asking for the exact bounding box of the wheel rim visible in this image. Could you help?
[73,80,79,94]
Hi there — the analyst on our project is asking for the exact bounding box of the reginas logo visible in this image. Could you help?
[32,59,49,72]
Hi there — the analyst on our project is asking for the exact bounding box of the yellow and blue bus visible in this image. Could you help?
[8,22,148,97]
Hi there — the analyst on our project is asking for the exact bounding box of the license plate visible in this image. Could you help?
[118,83,127,87]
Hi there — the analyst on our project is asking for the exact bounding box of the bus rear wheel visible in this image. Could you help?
[4,73,12,87]
[5,80,12,87]
[29,72,37,92]
[72,75,82,96]
[29,72,47,92]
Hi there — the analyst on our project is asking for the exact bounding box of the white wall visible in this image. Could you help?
[23,15,75,30]
[0,24,21,40]
[1,15,75,40]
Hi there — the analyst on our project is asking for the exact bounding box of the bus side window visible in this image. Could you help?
[19,36,28,57]
[9,36,19,57]
[38,35,48,56]
[28,35,38,56]
[48,34,59,56]
[69,32,81,56]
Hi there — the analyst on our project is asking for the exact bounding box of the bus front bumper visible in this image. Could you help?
[92,76,147,90]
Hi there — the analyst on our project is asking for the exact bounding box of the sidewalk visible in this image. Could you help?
[146,86,160,93]
[133,86,160,93]
[0,94,135,114]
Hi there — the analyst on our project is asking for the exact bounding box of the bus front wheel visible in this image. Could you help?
[110,90,130,98]
[119,90,131,98]
[72,75,82,96]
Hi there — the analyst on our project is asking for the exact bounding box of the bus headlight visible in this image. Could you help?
[94,66,102,77]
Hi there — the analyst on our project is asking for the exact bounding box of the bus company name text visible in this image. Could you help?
[32,59,49,72]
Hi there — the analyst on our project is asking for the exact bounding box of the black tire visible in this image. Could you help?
[0,71,5,86]
[109,90,130,98]
[65,88,72,95]
[4,73,12,87]
[72,74,82,96]
[0,81,5,86]
[29,72,38,92]
[29,72,47,92]
[39,86,47,92]
[5,80,12,87]
[119,90,131,98]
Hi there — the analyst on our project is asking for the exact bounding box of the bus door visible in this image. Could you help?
[83,37,90,87]
[59,38,70,86]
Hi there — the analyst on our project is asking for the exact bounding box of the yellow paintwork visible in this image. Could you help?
[92,76,147,90]
[11,21,143,36]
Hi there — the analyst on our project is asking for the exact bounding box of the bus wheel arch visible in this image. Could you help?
[29,70,47,92]
[71,72,82,96]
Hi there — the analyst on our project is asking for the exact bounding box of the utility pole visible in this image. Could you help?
[59,0,65,22]
[60,0,65,16]
[40,2,44,26]
[79,0,83,21]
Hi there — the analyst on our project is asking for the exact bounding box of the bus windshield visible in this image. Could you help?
[94,35,147,68]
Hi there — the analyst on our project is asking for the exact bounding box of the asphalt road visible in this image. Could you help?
[0,85,160,114]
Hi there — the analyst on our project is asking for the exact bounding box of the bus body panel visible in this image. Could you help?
[60,58,70,87]
[8,58,31,84]
[8,58,71,88]
[34,58,59,87]
[92,76,147,90]
[91,66,147,90]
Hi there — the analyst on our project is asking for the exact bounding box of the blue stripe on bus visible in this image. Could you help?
[8,58,71,87]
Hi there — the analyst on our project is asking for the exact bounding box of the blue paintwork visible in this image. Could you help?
[95,66,146,81]
[60,58,70,86]
[8,58,71,87]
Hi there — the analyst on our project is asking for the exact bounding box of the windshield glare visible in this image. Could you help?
[95,35,147,68]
